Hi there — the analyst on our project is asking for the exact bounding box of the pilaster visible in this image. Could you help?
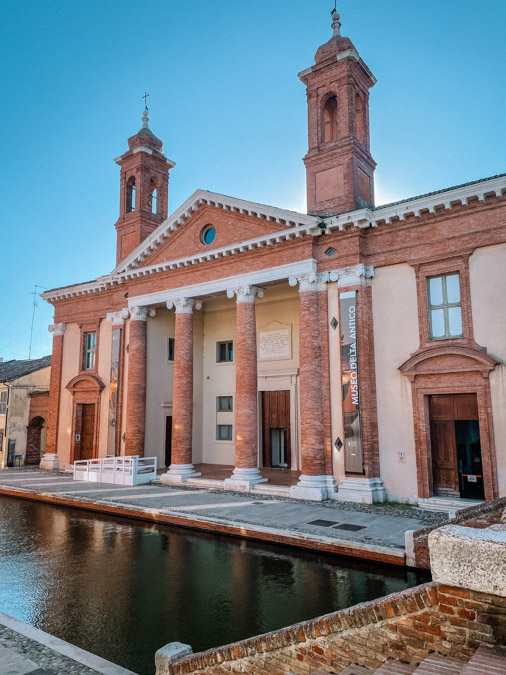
[41,323,66,470]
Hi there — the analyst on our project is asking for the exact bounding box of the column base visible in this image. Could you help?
[40,453,59,470]
[224,468,267,492]
[290,475,337,501]
[160,464,201,485]
[333,476,387,504]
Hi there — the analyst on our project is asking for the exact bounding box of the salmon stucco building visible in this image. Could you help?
[41,9,506,506]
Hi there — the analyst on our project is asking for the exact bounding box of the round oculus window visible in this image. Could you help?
[201,225,216,245]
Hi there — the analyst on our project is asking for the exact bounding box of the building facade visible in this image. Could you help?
[0,356,51,468]
[42,11,506,504]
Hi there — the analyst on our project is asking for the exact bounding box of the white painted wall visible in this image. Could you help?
[372,264,420,502]
[469,243,506,496]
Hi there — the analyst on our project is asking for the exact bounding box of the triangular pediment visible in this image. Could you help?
[113,190,316,274]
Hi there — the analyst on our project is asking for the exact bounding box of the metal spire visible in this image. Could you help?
[331,2,341,37]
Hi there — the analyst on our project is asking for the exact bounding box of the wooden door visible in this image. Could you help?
[429,394,480,497]
[261,391,291,468]
[80,404,95,460]
[165,416,172,468]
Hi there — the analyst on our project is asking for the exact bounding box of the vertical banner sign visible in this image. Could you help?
[339,290,364,474]
[107,329,122,456]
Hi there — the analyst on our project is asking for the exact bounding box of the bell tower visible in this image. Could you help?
[300,8,376,216]
[114,107,175,265]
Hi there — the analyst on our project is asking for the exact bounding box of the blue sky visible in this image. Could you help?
[1,0,505,361]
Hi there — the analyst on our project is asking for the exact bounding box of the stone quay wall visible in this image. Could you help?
[163,582,506,675]
[410,496,506,569]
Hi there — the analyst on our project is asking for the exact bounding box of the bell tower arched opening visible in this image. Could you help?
[323,96,337,143]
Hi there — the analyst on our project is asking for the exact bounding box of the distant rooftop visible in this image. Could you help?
[0,355,52,383]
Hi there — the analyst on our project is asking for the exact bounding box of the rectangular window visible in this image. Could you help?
[217,396,233,412]
[82,332,97,370]
[167,337,175,362]
[216,341,233,363]
[216,424,233,441]
[428,273,463,339]
[0,391,7,415]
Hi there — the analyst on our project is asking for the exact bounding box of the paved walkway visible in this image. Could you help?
[0,611,136,675]
[0,469,446,566]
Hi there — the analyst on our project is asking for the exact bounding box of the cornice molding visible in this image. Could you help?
[40,175,506,304]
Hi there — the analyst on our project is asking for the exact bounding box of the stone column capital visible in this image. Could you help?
[166,298,202,314]
[48,323,66,336]
[129,306,156,321]
[331,263,374,287]
[106,309,130,326]
[226,285,264,303]
[288,271,337,292]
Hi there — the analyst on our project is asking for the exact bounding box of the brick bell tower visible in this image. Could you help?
[114,107,175,265]
[300,8,376,216]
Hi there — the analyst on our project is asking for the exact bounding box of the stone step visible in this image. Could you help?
[412,654,465,674]
[460,645,506,674]
[339,666,372,675]
[184,478,224,489]
[417,497,483,515]
[374,659,417,674]
[251,484,292,497]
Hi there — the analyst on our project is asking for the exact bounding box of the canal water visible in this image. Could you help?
[0,497,429,675]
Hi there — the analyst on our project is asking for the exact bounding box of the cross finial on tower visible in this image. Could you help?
[331,2,341,37]
[142,91,149,112]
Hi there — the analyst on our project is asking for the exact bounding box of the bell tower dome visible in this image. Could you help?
[300,7,376,216]
[114,107,175,265]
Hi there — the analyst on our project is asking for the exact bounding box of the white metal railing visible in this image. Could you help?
[73,455,157,485]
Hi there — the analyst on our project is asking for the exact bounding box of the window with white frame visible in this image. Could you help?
[427,273,463,339]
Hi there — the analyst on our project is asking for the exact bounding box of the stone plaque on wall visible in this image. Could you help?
[258,323,292,361]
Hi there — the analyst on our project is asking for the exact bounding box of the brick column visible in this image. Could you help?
[289,272,337,500]
[224,285,267,492]
[125,306,149,456]
[161,297,201,484]
[40,322,66,470]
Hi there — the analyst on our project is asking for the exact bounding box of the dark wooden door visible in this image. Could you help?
[261,391,291,468]
[429,394,481,498]
[80,404,95,460]
[165,416,172,468]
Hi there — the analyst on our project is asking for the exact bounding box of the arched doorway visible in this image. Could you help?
[66,374,105,463]
[26,416,48,465]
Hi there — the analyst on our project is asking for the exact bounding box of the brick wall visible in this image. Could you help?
[412,497,506,569]
[167,583,506,674]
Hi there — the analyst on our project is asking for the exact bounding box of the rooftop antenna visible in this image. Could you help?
[28,284,46,359]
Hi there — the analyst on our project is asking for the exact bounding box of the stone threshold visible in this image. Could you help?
[0,485,405,567]
[0,610,137,675]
